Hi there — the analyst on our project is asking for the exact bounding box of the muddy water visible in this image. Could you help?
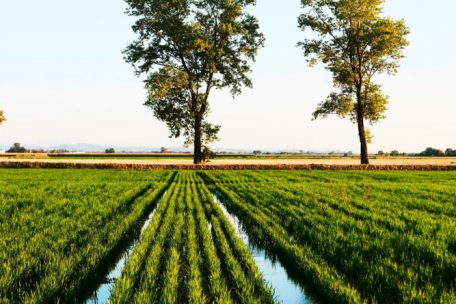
[212,194,313,304]
[84,199,163,304]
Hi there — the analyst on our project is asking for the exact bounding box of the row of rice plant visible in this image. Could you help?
[202,170,456,303]
[5,168,453,303]
[0,169,172,303]
[109,171,276,303]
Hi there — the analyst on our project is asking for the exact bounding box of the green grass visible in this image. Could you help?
[1,169,455,303]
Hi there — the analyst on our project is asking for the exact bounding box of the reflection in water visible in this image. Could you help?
[85,200,162,304]
[85,191,313,304]
[86,245,133,304]
[212,194,312,304]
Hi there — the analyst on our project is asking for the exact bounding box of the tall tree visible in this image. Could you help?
[124,0,264,164]
[298,0,409,164]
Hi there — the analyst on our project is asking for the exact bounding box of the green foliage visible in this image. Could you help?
[124,0,264,163]
[6,142,27,153]
[105,147,115,153]
[0,110,5,125]
[445,148,456,157]
[390,150,400,156]
[420,147,446,157]
[365,128,373,144]
[299,0,409,163]
[203,170,456,303]
[202,145,216,162]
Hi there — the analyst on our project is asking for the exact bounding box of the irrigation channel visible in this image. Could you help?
[80,185,312,303]
[83,195,165,303]
[212,194,314,304]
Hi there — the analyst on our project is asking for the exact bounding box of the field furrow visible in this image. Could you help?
[1,169,455,303]
[0,169,172,303]
[111,171,275,303]
[202,170,456,303]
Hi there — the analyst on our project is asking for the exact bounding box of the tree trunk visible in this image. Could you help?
[356,89,369,165]
[357,116,369,165]
[193,116,203,165]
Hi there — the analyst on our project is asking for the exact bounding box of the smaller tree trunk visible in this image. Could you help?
[193,116,203,165]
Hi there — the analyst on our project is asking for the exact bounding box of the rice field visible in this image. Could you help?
[1,169,455,303]
[0,169,172,303]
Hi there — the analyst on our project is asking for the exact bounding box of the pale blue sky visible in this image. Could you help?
[0,1,455,152]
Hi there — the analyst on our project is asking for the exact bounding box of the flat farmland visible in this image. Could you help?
[0,169,172,303]
[1,154,456,167]
[1,169,455,303]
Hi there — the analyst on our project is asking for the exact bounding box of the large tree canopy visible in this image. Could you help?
[124,0,264,164]
[298,0,409,164]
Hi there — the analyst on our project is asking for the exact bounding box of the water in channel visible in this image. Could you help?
[83,189,312,303]
[212,194,313,304]
[84,200,161,304]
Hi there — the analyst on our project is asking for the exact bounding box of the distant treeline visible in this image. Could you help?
[418,147,456,157]
[376,148,456,157]
[3,142,456,157]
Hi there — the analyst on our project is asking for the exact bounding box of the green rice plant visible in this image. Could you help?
[185,182,207,304]
[210,216,261,304]
[203,173,366,303]
[159,206,185,304]
[0,169,172,303]
[196,178,276,304]
[202,170,456,303]
[160,248,181,304]
[5,169,453,303]
[109,177,179,303]
[190,181,232,304]
[132,175,186,303]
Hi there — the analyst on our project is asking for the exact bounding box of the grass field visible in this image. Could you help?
[1,169,455,303]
